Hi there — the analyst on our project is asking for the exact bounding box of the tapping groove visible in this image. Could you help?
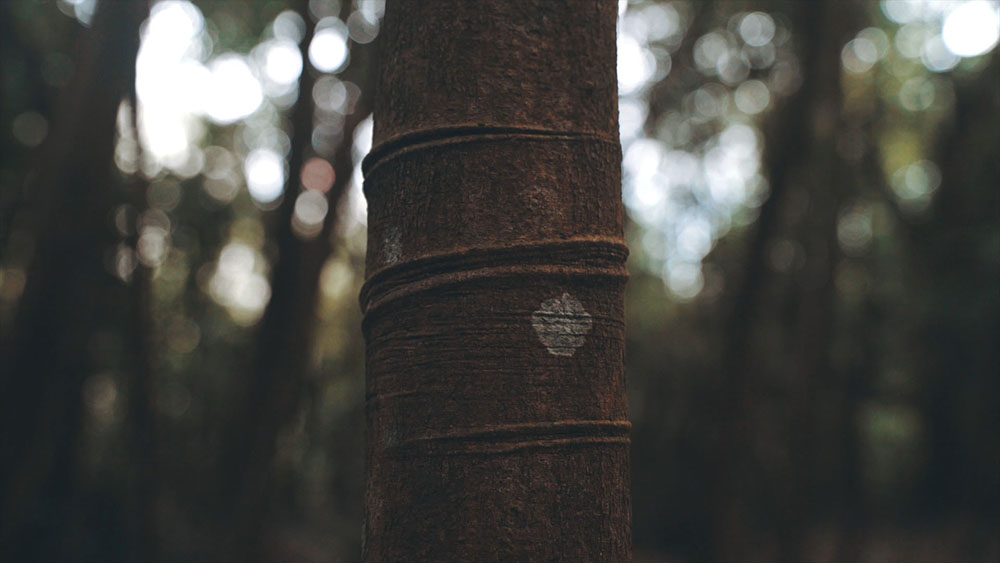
[362,124,619,177]
[360,238,628,315]
[385,420,632,457]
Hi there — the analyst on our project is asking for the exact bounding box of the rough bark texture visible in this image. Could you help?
[361,1,630,560]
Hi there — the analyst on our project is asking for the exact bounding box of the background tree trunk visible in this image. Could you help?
[219,0,377,553]
[361,1,630,560]
[0,0,148,559]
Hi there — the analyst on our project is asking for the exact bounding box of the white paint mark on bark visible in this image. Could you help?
[381,227,401,266]
[383,424,400,448]
[531,292,593,357]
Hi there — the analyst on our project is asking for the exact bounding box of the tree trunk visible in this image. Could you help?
[361,1,630,560]
[0,0,148,559]
[712,2,821,558]
[219,1,377,554]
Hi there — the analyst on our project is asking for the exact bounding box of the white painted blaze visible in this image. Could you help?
[531,292,593,357]
[380,227,401,266]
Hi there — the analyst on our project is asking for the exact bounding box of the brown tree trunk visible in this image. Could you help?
[361,1,630,560]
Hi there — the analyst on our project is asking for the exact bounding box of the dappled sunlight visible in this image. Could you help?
[203,55,264,124]
[309,18,349,73]
[244,148,286,205]
[260,38,303,88]
[619,4,793,300]
[621,0,998,301]
[292,190,329,240]
[618,34,658,95]
[135,0,208,168]
[880,0,999,71]
[942,1,1000,57]
[207,242,271,325]
[891,159,942,213]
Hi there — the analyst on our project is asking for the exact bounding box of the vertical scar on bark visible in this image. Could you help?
[531,292,593,357]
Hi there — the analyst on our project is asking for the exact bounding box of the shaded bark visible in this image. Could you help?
[0,0,148,559]
[361,1,630,560]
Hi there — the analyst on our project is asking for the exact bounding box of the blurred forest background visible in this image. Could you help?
[0,0,997,561]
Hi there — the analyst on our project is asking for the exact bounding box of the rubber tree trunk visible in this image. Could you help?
[360,1,630,560]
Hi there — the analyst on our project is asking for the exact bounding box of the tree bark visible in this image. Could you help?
[361,1,630,560]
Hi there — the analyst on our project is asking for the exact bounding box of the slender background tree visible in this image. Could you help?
[0,0,149,559]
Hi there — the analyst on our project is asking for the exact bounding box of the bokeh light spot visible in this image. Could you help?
[301,157,336,192]
[899,77,936,111]
[739,12,776,47]
[894,23,928,59]
[273,10,307,43]
[842,37,879,73]
[665,261,704,300]
[263,39,303,86]
[734,80,770,114]
[11,112,49,147]
[292,190,329,239]
[309,20,349,73]
[208,242,271,325]
[694,32,729,74]
[245,148,285,204]
[347,11,379,44]
[891,159,941,212]
[148,179,183,211]
[837,204,874,256]
[203,55,264,124]
[313,76,349,113]
[922,35,960,72]
[942,0,1000,57]
[618,34,656,94]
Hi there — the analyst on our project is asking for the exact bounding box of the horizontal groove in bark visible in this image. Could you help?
[363,137,623,274]
[391,436,631,457]
[362,125,618,175]
[373,0,618,145]
[359,237,628,314]
[362,264,627,320]
[364,277,627,439]
[386,420,631,457]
